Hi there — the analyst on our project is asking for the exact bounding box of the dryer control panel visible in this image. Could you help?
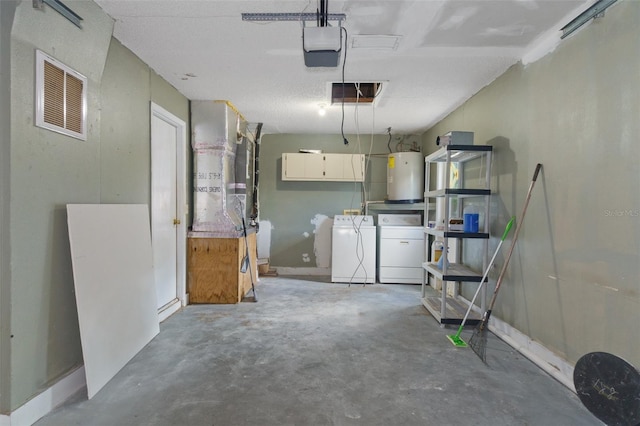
[378,214,421,226]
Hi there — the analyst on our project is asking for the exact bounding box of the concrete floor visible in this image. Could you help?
[36,276,600,426]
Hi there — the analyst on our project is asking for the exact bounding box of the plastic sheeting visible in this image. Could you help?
[191,101,253,237]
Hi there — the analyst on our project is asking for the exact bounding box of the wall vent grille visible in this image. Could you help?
[36,50,87,140]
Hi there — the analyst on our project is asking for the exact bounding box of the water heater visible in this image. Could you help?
[387,151,424,203]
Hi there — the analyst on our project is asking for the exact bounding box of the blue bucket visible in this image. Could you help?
[463,213,479,233]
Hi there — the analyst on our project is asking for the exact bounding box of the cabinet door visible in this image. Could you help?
[343,154,364,181]
[282,153,324,180]
[304,154,325,179]
[323,153,345,179]
[282,153,305,179]
[324,153,364,181]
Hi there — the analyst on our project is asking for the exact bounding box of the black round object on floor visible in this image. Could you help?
[573,352,640,426]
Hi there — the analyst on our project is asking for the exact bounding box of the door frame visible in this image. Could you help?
[150,102,187,322]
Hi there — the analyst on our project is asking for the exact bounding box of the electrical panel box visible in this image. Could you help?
[436,131,474,147]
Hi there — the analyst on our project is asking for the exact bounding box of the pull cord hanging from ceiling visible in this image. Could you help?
[340,26,349,145]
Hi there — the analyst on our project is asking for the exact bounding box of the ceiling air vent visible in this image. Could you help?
[331,82,382,104]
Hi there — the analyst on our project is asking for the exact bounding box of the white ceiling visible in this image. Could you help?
[94,0,590,135]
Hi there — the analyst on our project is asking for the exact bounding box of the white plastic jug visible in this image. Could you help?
[431,239,444,263]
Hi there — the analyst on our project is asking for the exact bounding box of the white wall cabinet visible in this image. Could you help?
[282,153,365,182]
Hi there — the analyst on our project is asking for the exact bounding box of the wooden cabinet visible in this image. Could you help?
[187,233,257,304]
[282,153,365,181]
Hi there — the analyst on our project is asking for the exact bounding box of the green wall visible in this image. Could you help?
[9,0,112,410]
[260,134,413,268]
[422,1,639,367]
[100,38,190,207]
[3,0,189,412]
[0,0,18,414]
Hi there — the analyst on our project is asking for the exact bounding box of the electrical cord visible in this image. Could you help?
[347,83,361,215]
[347,98,377,287]
[364,99,375,207]
[333,25,378,287]
[340,26,349,145]
[347,215,369,287]
[345,80,377,287]
[345,86,365,286]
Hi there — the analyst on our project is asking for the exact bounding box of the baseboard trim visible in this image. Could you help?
[158,298,181,323]
[275,267,330,276]
[459,297,575,392]
[488,317,575,391]
[9,366,86,426]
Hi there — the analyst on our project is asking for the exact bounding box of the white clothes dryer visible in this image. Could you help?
[377,214,424,284]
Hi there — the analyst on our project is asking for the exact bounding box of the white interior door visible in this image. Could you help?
[151,103,187,322]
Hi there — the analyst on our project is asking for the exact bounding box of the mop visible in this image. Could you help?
[469,163,542,362]
[447,216,514,347]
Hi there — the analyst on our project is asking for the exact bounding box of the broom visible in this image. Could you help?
[447,216,515,347]
[228,198,257,302]
[241,217,257,302]
[469,163,542,362]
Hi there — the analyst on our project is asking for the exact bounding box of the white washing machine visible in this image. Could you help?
[377,214,424,284]
[331,215,376,284]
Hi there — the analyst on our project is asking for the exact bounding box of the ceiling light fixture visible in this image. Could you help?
[318,105,327,116]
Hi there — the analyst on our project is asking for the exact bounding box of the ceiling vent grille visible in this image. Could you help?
[331,82,381,104]
[36,50,87,140]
